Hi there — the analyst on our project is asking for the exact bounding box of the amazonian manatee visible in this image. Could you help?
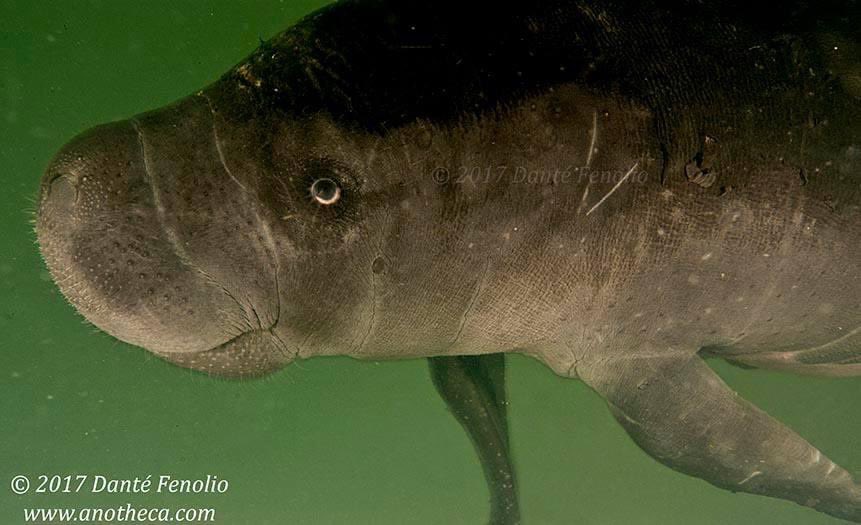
[35,0,861,523]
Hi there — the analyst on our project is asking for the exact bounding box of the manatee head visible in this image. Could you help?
[34,5,498,379]
[34,86,406,378]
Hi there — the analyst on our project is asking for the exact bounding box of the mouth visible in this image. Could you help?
[157,328,296,379]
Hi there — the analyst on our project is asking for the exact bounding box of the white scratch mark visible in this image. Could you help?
[738,471,762,485]
[617,411,642,428]
[131,119,187,261]
[779,325,861,358]
[585,162,639,216]
[575,111,600,215]
[585,110,598,168]
[576,185,591,215]
[200,93,247,192]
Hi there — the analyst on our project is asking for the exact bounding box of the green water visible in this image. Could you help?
[1,2,859,523]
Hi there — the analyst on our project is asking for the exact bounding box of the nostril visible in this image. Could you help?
[42,173,78,211]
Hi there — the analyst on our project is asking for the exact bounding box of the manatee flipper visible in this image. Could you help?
[428,354,520,525]
[583,353,861,522]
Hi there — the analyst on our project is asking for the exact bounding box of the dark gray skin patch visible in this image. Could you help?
[36,0,861,522]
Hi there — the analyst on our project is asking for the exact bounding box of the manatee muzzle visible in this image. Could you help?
[36,106,292,377]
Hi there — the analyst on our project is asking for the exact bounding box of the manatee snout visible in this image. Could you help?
[36,114,292,378]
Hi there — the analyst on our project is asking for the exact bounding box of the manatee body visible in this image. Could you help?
[36,0,861,522]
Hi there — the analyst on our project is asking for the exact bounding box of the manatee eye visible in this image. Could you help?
[310,177,341,205]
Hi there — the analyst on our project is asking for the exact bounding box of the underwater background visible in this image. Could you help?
[1,1,859,523]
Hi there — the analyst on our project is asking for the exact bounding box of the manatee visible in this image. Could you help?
[35,0,861,523]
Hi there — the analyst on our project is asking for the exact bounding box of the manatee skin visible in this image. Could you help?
[36,0,861,522]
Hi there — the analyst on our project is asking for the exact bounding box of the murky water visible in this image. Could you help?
[1,2,859,523]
